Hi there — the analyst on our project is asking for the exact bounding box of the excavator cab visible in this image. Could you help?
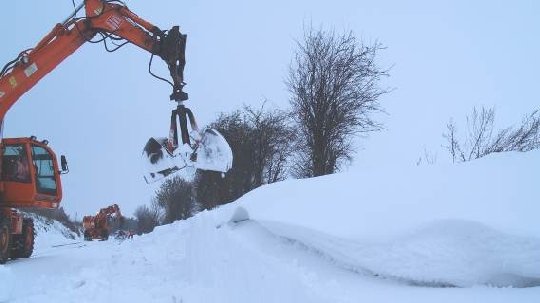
[1,137,65,209]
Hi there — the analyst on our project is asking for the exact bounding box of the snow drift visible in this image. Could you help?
[230,150,540,288]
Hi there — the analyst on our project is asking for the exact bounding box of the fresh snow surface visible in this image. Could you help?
[2,151,540,302]
[0,212,79,302]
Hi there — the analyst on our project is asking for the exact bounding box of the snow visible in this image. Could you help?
[0,266,14,302]
[23,212,79,249]
[3,150,540,302]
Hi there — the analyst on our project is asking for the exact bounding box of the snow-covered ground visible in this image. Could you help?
[1,151,539,302]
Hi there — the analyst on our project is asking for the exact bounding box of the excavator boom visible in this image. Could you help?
[0,0,187,121]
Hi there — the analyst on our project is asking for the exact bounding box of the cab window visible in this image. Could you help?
[32,146,57,195]
[2,145,31,183]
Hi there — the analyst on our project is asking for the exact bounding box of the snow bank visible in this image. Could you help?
[256,219,540,288]
[382,219,540,287]
[240,150,540,239]
[228,150,540,287]
[21,213,80,251]
[0,214,78,302]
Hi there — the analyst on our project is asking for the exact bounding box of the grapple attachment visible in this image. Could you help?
[142,104,233,183]
[142,26,233,183]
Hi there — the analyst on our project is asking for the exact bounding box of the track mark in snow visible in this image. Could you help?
[73,280,86,289]
[51,241,84,248]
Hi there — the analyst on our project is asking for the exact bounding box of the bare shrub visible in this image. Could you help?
[443,106,540,162]
[134,204,160,235]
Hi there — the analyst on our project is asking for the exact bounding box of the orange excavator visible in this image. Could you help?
[83,204,123,241]
[0,0,233,263]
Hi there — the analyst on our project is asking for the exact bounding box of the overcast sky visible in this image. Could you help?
[1,0,538,218]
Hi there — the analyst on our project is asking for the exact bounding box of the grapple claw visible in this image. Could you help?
[142,103,233,183]
[142,137,185,183]
[192,128,233,173]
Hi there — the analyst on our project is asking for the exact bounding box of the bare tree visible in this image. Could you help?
[443,106,540,162]
[442,119,460,163]
[153,176,197,224]
[496,110,540,152]
[134,204,160,235]
[287,27,389,177]
[466,107,495,161]
[244,103,296,185]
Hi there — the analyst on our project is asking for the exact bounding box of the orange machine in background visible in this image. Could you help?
[83,204,123,241]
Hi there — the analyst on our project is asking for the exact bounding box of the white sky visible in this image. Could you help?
[1,0,538,218]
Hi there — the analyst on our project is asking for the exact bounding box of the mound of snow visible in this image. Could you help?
[228,150,540,287]
[376,219,540,287]
[240,151,540,239]
[257,219,540,288]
